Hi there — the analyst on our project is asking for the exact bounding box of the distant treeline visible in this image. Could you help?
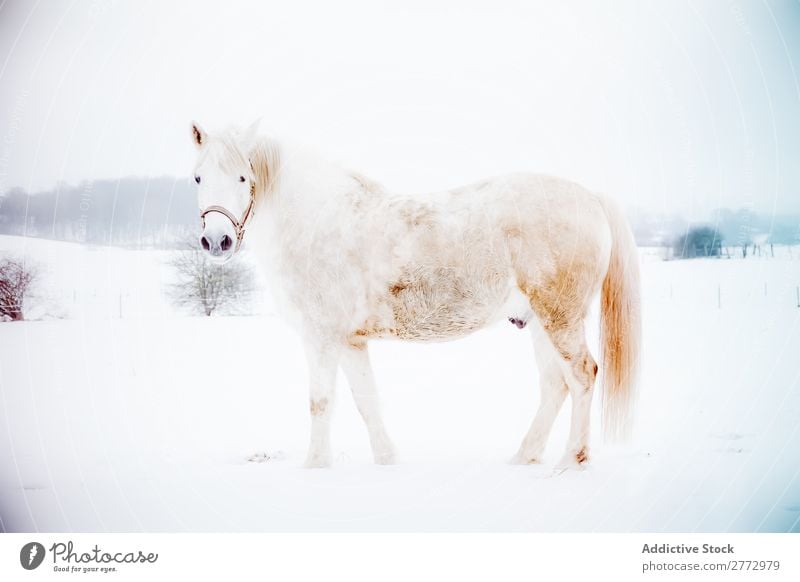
[630,207,800,249]
[0,177,198,247]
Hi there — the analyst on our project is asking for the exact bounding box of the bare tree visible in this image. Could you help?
[166,239,257,316]
[0,256,37,321]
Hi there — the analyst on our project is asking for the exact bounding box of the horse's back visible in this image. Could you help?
[435,173,612,289]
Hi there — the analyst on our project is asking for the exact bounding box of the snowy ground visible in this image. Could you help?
[1,235,799,532]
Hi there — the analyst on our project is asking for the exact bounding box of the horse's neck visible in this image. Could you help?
[266,143,364,212]
[250,142,356,243]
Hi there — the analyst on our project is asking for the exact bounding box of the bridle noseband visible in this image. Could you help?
[199,181,256,253]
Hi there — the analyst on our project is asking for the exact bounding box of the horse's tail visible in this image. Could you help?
[598,195,641,441]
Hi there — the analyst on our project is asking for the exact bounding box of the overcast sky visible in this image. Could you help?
[1,0,799,218]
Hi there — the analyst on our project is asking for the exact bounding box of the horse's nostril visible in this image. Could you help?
[220,235,233,252]
[200,236,211,251]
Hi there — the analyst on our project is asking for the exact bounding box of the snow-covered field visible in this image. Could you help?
[1,235,799,532]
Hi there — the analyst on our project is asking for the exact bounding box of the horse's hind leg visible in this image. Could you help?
[547,323,598,470]
[340,343,397,465]
[511,319,568,464]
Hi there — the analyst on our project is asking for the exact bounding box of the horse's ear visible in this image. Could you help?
[240,118,261,153]
[191,121,206,149]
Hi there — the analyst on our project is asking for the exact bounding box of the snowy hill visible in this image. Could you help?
[0,235,799,532]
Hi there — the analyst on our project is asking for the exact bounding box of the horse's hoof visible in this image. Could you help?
[371,435,397,465]
[554,449,589,473]
[374,450,397,465]
[303,452,332,468]
[509,452,542,465]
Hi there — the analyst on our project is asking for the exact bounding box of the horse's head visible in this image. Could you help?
[190,120,261,264]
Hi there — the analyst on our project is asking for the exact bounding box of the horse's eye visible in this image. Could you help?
[239,176,246,183]
[194,176,201,184]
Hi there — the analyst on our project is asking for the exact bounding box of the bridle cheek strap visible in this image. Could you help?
[199,182,256,253]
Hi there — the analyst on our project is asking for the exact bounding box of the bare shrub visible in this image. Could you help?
[166,239,257,316]
[0,256,37,321]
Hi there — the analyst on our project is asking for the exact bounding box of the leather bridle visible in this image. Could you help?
[199,181,256,253]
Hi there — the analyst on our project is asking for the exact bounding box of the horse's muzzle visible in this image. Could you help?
[200,229,235,262]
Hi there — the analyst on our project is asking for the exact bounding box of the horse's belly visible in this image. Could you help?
[382,271,510,342]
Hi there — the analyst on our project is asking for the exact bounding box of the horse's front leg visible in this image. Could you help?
[303,341,340,468]
[340,342,396,465]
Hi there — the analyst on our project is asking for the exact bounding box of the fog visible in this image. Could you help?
[1,0,799,220]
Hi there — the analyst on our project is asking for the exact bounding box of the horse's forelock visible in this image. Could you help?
[200,132,250,175]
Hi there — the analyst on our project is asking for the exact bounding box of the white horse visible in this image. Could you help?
[190,121,641,470]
